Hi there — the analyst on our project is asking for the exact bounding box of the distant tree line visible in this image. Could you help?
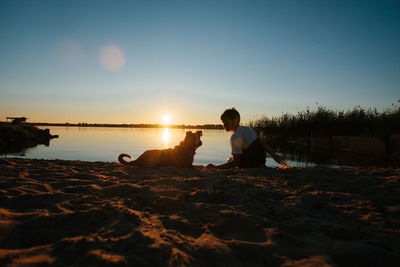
[22,122,224,130]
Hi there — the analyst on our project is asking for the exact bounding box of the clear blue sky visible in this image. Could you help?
[1,0,399,124]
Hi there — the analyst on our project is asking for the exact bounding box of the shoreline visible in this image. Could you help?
[0,122,225,130]
[1,158,399,266]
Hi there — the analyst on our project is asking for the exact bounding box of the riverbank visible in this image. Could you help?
[0,124,58,154]
[0,158,399,266]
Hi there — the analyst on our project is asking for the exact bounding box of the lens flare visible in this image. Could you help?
[99,45,126,71]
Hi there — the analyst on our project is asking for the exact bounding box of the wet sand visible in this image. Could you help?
[0,158,399,266]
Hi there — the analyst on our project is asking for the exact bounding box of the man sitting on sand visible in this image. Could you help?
[207,108,285,169]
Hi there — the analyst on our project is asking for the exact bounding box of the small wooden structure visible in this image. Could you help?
[6,117,28,125]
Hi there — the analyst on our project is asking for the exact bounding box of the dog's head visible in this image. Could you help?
[183,130,203,150]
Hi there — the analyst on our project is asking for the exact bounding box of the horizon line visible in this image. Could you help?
[0,121,225,130]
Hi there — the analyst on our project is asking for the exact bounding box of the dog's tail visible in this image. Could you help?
[118,153,134,166]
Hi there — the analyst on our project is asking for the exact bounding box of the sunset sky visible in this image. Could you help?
[1,0,399,125]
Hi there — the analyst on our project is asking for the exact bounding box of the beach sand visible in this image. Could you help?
[0,158,399,266]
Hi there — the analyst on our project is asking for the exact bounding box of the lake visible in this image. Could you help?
[3,126,347,167]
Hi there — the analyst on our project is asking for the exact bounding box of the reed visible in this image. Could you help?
[249,103,400,138]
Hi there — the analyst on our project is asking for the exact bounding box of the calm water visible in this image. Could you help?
[4,126,328,167]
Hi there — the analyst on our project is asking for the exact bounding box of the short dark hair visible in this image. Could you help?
[220,108,240,122]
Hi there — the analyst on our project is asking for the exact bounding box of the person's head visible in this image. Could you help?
[220,108,240,131]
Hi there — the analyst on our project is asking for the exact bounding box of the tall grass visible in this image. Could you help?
[249,104,400,138]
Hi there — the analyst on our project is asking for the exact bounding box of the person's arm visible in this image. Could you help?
[259,138,286,165]
[207,154,241,169]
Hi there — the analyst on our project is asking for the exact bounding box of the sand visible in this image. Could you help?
[0,158,399,266]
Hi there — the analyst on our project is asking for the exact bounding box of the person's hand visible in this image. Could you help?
[206,163,216,168]
[272,154,286,165]
[226,156,234,163]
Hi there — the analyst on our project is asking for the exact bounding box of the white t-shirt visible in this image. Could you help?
[230,126,258,155]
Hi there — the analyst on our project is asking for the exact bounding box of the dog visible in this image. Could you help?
[118,131,202,168]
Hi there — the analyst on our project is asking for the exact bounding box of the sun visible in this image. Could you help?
[162,114,171,125]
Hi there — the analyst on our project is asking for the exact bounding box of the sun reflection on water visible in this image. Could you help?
[163,128,170,147]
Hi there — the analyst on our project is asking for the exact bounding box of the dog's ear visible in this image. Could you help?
[196,131,202,136]
[185,131,192,140]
